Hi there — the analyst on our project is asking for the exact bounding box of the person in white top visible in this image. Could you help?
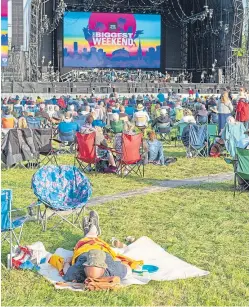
[179,109,196,124]
[133,104,150,127]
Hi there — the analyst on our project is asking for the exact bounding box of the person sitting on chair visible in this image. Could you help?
[58,112,79,134]
[63,211,138,283]
[151,108,172,132]
[208,106,218,124]
[179,109,196,124]
[2,110,17,128]
[133,104,150,128]
[119,106,129,122]
[35,103,51,122]
[196,104,208,124]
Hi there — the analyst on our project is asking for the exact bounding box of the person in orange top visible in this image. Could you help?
[2,110,16,128]
[62,211,142,283]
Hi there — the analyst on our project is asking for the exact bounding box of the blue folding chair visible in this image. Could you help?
[189,124,208,157]
[31,166,92,231]
[1,189,29,268]
[26,117,42,129]
[125,106,135,120]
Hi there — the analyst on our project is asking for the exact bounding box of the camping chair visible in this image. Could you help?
[189,124,208,157]
[233,148,249,196]
[155,122,172,144]
[1,189,29,267]
[26,117,42,129]
[175,123,188,146]
[110,120,124,134]
[74,132,108,173]
[31,165,92,231]
[117,133,145,178]
[33,128,58,166]
[207,124,218,144]
[56,129,76,154]
[74,132,97,172]
[221,122,246,158]
[13,105,23,117]
[73,115,86,128]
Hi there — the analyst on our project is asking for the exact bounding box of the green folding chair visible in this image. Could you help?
[110,120,124,134]
[207,124,218,144]
[234,148,249,196]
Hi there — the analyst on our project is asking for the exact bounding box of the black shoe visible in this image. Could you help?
[82,216,90,236]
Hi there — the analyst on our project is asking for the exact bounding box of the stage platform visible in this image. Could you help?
[1,81,245,96]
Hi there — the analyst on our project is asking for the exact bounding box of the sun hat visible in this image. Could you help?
[83,250,107,269]
[210,106,218,113]
[137,104,144,111]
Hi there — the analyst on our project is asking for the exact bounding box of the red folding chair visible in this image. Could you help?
[74,132,99,173]
[118,133,145,178]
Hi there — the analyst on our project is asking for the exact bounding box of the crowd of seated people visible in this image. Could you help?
[1,89,249,169]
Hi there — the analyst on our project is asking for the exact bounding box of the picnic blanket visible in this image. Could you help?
[38,236,209,290]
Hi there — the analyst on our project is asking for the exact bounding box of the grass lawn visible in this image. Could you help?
[2,146,233,199]
[1,169,249,306]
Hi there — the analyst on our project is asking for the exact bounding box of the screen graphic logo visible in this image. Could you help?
[63,12,161,69]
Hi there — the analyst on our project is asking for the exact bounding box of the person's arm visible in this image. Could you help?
[225,101,233,113]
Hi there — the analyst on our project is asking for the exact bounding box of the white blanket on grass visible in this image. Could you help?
[39,236,209,290]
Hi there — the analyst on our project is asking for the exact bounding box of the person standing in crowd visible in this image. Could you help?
[157,89,165,103]
[235,92,249,129]
[218,91,233,132]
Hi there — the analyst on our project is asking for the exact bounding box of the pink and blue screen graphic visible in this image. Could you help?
[1,0,8,66]
[63,12,161,68]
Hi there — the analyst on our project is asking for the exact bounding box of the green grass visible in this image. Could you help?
[2,148,247,306]
[1,183,249,306]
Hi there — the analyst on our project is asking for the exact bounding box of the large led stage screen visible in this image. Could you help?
[63,12,161,68]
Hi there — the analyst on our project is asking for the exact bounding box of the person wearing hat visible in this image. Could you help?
[133,103,150,128]
[237,129,249,149]
[63,211,137,283]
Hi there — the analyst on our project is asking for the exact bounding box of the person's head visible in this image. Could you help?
[48,105,53,111]
[69,105,75,111]
[227,116,236,124]
[137,104,144,111]
[155,102,161,109]
[201,104,206,111]
[160,108,167,117]
[221,91,229,103]
[119,105,125,113]
[40,103,45,111]
[115,102,120,109]
[83,249,107,278]
[18,117,28,129]
[64,112,72,122]
[85,105,90,113]
[54,106,60,112]
[5,109,11,116]
[86,114,94,124]
[184,109,192,116]
[147,130,157,141]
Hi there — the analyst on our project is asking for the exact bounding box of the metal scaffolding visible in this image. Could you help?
[225,0,247,84]
[28,0,42,81]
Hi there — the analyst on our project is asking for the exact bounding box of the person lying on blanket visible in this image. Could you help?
[61,211,143,283]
